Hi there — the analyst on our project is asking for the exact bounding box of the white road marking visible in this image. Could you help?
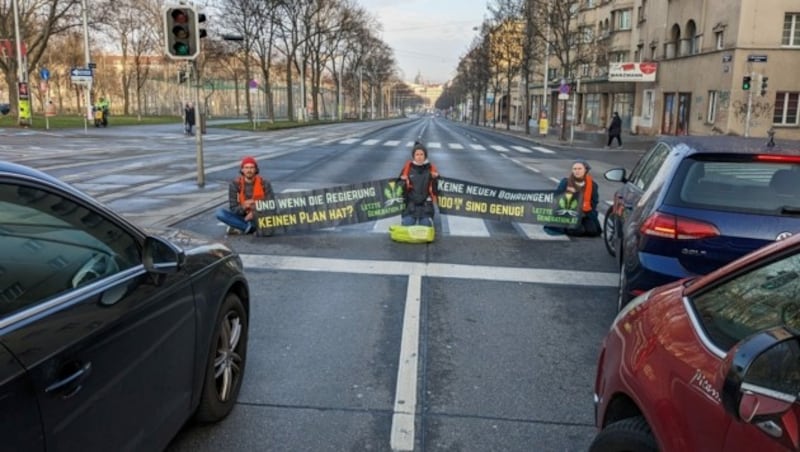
[470,144,486,150]
[516,223,569,240]
[239,254,618,286]
[449,143,464,150]
[511,146,533,154]
[428,142,442,148]
[444,215,490,237]
[533,146,556,154]
[390,273,422,451]
[490,145,509,152]
[339,138,359,144]
[384,140,401,146]
[363,139,380,145]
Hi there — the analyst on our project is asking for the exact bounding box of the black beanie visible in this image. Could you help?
[412,141,428,158]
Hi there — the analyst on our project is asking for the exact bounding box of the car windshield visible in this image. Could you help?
[669,158,800,214]
[690,249,800,351]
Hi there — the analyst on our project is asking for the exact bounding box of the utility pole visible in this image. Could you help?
[745,71,753,138]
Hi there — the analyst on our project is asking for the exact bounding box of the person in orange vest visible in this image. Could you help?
[398,141,439,227]
[216,156,274,234]
[545,160,601,237]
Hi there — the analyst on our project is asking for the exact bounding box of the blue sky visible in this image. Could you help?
[358,0,489,84]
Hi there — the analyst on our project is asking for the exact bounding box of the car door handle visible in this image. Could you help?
[755,420,783,438]
[45,362,92,399]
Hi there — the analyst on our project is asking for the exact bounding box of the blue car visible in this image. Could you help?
[603,136,800,310]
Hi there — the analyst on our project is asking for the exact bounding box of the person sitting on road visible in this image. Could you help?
[398,141,439,227]
[216,156,274,235]
[544,159,601,237]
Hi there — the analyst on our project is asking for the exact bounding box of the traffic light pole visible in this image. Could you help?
[193,60,205,187]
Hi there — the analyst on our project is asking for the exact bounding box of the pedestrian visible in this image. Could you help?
[544,160,601,237]
[606,111,622,148]
[398,141,439,227]
[216,156,274,235]
[184,102,195,136]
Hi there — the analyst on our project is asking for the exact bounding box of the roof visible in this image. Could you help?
[656,135,800,156]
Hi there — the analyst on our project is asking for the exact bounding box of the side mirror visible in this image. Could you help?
[143,235,185,274]
[722,327,800,423]
[604,168,627,183]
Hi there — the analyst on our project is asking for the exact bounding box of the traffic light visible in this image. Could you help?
[742,75,751,91]
[760,76,769,96]
[164,5,199,60]
[197,11,207,39]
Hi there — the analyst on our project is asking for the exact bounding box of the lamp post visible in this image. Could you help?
[81,0,92,132]
[12,0,30,126]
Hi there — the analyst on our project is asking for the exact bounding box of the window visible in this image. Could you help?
[691,250,800,351]
[783,13,800,46]
[715,30,724,50]
[631,144,670,191]
[580,63,591,77]
[707,90,718,123]
[650,44,658,60]
[638,1,647,22]
[616,9,632,30]
[774,92,799,125]
[0,183,140,317]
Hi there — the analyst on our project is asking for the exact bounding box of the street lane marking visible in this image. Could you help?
[445,215,490,237]
[490,145,509,152]
[363,139,380,145]
[385,140,401,146]
[533,146,556,154]
[390,273,422,451]
[428,142,441,148]
[448,143,464,150]
[511,145,533,154]
[516,223,569,240]
[339,138,359,144]
[239,255,618,287]
[470,144,486,150]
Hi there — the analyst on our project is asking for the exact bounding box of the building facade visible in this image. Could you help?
[528,0,800,140]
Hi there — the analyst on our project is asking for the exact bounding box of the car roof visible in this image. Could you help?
[656,136,800,156]
[0,160,105,207]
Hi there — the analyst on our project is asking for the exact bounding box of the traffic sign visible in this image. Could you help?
[40,67,50,80]
[747,54,767,63]
[70,67,93,84]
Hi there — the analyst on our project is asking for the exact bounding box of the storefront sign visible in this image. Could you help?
[608,62,658,82]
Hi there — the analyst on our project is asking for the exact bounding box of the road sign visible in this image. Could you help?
[40,67,50,80]
[70,67,93,84]
[747,54,767,63]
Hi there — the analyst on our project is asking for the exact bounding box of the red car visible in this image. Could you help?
[591,233,800,451]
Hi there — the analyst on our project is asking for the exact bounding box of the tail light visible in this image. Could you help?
[640,212,720,240]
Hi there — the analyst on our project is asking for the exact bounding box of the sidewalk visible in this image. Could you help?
[470,121,657,153]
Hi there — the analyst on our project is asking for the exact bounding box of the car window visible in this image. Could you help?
[626,144,659,184]
[0,183,140,317]
[691,250,800,351]
[631,143,670,191]
[671,160,800,214]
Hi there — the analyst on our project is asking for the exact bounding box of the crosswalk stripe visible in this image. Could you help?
[295,137,318,144]
[363,139,380,145]
[231,136,257,142]
[385,140,401,146]
[340,138,359,144]
[512,146,533,154]
[490,145,510,152]
[470,144,486,150]
[444,215,490,237]
[516,223,569,241]
[428,142,442,148]
[449,143,464,150]
[533,146,555,154]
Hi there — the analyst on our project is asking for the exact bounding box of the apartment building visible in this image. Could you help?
[536,0,800,140]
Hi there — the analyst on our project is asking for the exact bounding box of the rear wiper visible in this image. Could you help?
[780,206,800,215]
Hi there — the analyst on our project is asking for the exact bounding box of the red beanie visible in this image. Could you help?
[241,156,258,168]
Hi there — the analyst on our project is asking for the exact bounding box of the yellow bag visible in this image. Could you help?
[389,225,435,243]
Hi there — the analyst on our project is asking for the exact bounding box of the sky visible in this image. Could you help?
[357,0,490,85]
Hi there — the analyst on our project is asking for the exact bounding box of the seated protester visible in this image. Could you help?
[399,142,439,227]
[216,156,274,235]
[545,159,601,237]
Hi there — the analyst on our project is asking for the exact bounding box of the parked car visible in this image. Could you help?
[591,232,800,451]
[603,136,800,310]
[0,161,250,450]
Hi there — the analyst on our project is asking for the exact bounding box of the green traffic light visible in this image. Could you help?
[173,42,190,56]
[742,76,751,91]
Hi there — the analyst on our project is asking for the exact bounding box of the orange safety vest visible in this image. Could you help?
[400,161,438,203]
[236,176,266,210]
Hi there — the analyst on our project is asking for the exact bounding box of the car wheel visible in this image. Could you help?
[603,206,616,257]
[194,293,248,423]
[589,416,657,452]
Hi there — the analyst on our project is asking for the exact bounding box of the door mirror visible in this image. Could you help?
[604,168,627,183]
[722,327,800,422]
[143,236,184,273]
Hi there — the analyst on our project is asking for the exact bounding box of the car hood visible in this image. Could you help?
[146,227,237,259]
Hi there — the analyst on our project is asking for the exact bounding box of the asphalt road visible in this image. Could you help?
[0,117,646,451]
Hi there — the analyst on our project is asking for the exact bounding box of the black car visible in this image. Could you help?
[0,161,250,450]
[603,136,800,310]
